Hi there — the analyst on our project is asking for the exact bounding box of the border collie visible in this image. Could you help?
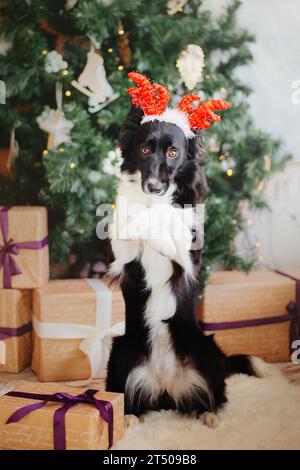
[106,73,263,426]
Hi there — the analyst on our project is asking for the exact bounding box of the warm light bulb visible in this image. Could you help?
[108,48,113,53]
[226,168,233,176]
[42,149,48,156]
[205,74,211,79]
[59,147,65,153]
[69,162,76,169]
[118,29,125,35]
[118,65,124,71]
[112,203,116,209]
[41,50,48,56]
[65,90,71,97]
[61,69,69,76]
[220,87,226,93]
[219,154,225,161]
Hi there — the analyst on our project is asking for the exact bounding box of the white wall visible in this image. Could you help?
[237,0,300,160]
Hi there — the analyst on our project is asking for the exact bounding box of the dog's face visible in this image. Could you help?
[133,121,188,196]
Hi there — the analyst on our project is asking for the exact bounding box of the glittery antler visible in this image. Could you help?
[178,94,230,129]
[128,72,170,115]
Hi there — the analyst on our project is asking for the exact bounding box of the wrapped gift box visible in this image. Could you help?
[32,278,125,382]
[0,289,32,373]
[0,206,49,289]
[197,269,300,362]
[0,382,124,450]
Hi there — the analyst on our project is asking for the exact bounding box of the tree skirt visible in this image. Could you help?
[113,365,300,450]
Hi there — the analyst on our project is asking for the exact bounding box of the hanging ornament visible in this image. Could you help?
[118,23,131,68]
[176,44,205,90]
[71,40,119,113]
[0,125,19,180]
[36,83,73,150]
[0,36,12,56]
[64,0,78,9]
[44,50,68,73]
[167,0,188,15]
[102,147,122,177]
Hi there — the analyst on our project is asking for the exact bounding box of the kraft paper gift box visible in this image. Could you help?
[0,289,32,373]
[0,382,124,450]
[32,278,125,382]
[197,269,300,363]
[0,206,49,289]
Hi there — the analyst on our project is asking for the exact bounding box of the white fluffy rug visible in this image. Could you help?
[113,366,300,450]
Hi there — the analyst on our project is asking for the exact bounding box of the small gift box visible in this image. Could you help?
[0,289,32,373]
[0,206,49,289]
[197,269,300,362]
[32,278,125,382]
[0,382,124,450]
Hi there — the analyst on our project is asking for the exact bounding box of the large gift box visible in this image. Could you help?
[197,269,300,362]
[0,206,49,289]
[0,382,124,450]
[0,289,32,373]
[32,278,125,382]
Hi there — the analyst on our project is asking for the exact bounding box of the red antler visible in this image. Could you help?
[128,72,170,115]
[178,94,230,129]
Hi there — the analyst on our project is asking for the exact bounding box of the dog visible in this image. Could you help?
[106,73,265,427]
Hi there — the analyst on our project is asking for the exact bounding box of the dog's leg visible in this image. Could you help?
[124,414,140,429]
[198,411,220,429]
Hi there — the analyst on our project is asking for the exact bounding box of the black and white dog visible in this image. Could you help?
[106,73,264,426]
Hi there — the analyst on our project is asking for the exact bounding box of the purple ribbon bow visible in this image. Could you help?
[6,389,114,450]
[0,322,32,341]
[0,207,48,288]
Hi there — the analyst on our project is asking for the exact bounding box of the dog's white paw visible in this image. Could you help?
[124,414,139,429]
[148,236,177,259]
[199,411,219,429]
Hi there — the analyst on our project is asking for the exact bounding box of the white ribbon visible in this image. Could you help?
[33,278,125,385]
[0,340,6,365]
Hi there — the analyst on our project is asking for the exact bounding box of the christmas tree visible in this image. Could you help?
[0,0,289,284]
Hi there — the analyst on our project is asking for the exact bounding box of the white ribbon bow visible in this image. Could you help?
[33,316,125,386]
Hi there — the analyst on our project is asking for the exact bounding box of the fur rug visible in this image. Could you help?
[113,365,300,450]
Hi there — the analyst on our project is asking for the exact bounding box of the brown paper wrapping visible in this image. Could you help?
[0,289,32,373]
[0,382,124,450]
[32,278,125,382]
[197,270,299,362]
[0,206,49,289]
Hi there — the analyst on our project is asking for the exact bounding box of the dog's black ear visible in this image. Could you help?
[187,131,208,202]
[119,105,143,173]
[187,130,205,163]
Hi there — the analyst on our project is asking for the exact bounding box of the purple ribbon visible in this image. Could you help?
[0,207,48,288]
[0,321,32,341]
[200,270,300,350]
[5,389,114,450]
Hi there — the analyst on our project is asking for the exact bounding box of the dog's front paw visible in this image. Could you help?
[198,411,219,429]
[124,414,139,429]
[149,236,177,259]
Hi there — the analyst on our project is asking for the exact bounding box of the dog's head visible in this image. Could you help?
[120,105,208,201]
[119,73,229,202]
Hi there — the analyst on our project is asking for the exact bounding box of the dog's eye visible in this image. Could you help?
[140,146,151,156]
[167,148,178,159]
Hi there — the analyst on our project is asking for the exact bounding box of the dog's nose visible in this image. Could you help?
[146,182,164,194]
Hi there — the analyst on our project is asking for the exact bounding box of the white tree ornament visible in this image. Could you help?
[176,44,205,90]
[37,106,74,149]
[167,0,188,15]
[71,50,119,113]
[44,50,68,73]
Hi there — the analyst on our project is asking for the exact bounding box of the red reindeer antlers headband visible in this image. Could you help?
[128,72,230,136]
